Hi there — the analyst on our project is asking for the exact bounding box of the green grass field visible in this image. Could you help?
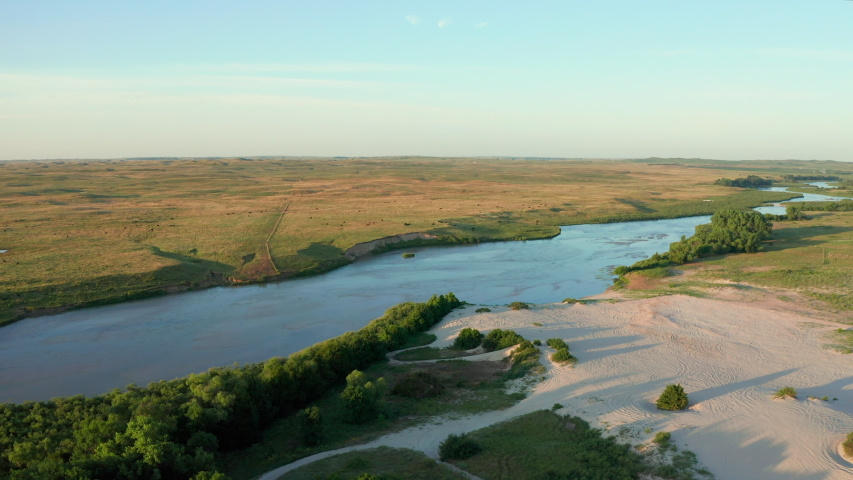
[277,447,468,480]
[621,210,853,320]
[0,156,847,325]
[444,410,712,480]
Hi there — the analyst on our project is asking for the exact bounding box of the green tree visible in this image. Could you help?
[656,384,689,411]
[298,406,323,446]
[453,328,484,350]
[340,370,387,424]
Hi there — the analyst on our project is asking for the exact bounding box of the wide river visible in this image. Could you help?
[0,186,847,402]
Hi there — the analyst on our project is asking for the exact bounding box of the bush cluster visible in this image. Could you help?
[508,301,529,310]
[390,372,445,399]
[551,349,576,364]
[0,293,461,479]
[652,431,671,445]
[453,327,484,350]
[656,384,689,411]
[482,329,524,351]
[546,338,568,350]
[504,341,542,380]
[843,432,853,458]
[774,386,798,399]
[475,307,491,313]
[438,434,481,461]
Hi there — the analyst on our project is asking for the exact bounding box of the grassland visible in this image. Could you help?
[0,156,844,325]
[277,447,468,480]
[444,410,712,480]
[619,210,853,321]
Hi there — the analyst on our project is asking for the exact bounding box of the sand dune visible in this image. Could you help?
[260,296,853,480]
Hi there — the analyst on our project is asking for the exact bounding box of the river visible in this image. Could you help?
[0,188,845,402]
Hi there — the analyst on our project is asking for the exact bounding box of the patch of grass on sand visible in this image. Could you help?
[277,447,468,480]
[444,410,712,480]
[826,329,853,354]
[220,359,525,479]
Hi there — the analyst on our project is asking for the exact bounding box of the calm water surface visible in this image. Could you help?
[0,188,841,402]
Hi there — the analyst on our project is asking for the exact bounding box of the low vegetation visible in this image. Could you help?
[561,297,588,304]
[474,307,491,313]
[774,386,798,399]
[442,410,712,480]
[508,301,530,310]
[401,252,416,258]
[390,372,445,399]
[438,434,482,461]
[656,384,690,411]
[653,431,672,445]
[278,447,469,480]
[842,432,853,458]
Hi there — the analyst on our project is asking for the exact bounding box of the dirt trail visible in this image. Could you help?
[255,298,853,480]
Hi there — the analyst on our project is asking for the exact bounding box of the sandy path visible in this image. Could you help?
[258,299,853,480]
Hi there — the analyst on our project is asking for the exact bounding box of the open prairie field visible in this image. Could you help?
[0,157,845,325]
[619,209,853,321]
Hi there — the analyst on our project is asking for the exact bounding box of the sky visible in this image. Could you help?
[1,0,852,161]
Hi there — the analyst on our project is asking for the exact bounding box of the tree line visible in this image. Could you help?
[614,209,773,275]
[781,175,840,182]
[0,293,461,480]
[714,176,773,188]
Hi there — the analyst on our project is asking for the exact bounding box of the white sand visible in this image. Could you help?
[259,297,853,480]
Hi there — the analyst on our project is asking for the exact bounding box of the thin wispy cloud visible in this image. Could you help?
[474,21,490,28]
[405,15,420,26]
[438,18,452,28]
[755,48,853,61]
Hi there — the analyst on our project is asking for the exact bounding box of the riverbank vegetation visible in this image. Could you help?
[714,175,772,188]
[617,210,853,318]
[0,294,463,479]
[614,209,773,277]
[0,157,825,326]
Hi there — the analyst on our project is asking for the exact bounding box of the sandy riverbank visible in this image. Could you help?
[261,295,853,480]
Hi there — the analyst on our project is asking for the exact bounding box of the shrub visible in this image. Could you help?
[401,252,415,258]
[546,338,568,350]
[341,370,387,423]
[842,432,853,458]
[552,403,564,411]
[391,371,445,399]
[297,405,323,446]
[508,301,529,310]
[475,307,491,313]
[774,386,797,399]
[453,327,484,350]
[653,431,671,445]
[561,298,586,304]
[438,433,481,461]
[551,348,576,364]
[656,384,689,411]
[533,339,542,346]
[482,329,525,351]
[504,341,542,380]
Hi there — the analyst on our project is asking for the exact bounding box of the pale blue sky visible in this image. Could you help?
[1,1,851,160]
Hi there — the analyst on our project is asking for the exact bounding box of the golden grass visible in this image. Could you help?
[0,156,844,324]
